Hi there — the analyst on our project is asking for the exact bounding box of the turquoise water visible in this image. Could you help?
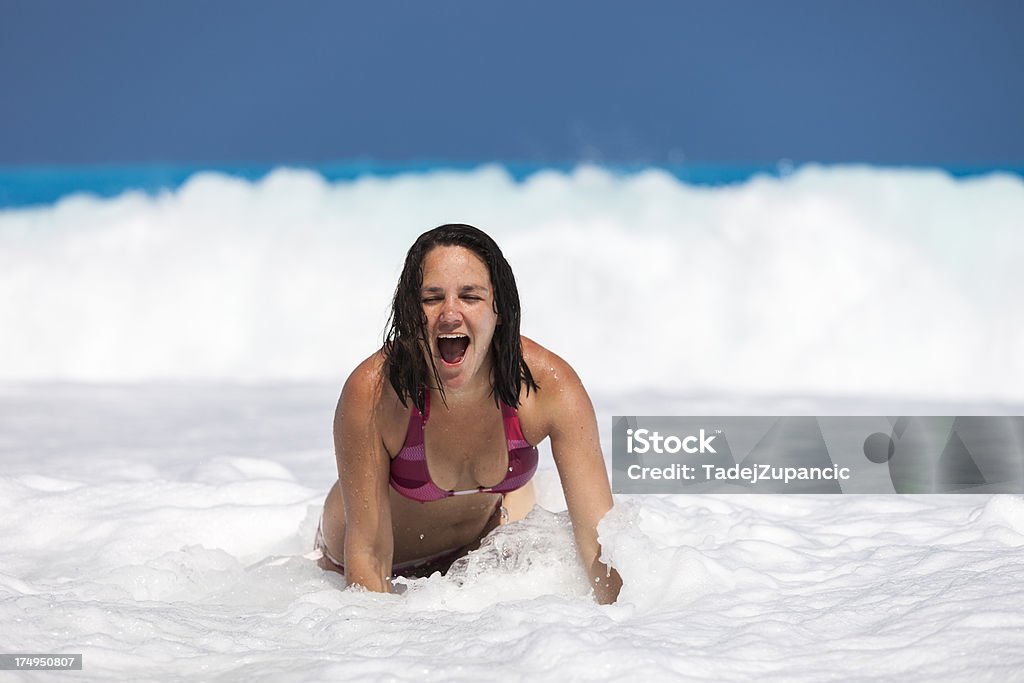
[2,161,1022,208]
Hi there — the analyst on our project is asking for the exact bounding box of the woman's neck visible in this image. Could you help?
[431,365,497,408]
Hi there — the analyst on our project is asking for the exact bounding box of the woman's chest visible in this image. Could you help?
[422,412,510,490]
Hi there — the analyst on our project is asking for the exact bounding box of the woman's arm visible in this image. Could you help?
[542,353,623,605]
[335,357,394,592]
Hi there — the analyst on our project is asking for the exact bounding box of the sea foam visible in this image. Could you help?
[3,384,1024,681]
[1,164,1022,400]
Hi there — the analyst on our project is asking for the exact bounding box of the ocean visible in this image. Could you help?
[2,162,1023,680]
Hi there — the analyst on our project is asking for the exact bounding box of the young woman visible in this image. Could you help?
[315,224,621,604]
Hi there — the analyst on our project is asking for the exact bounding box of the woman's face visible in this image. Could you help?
[419,245,499,390]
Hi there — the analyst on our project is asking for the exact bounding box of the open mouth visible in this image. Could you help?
[437,334,470,366]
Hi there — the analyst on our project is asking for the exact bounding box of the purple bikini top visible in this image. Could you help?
[389,391,539,503]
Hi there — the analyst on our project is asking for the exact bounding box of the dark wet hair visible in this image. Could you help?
[383,224,538,412]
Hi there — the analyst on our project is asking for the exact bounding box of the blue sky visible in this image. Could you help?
[2,0,1022,165]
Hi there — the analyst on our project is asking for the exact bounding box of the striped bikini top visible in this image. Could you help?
[389,391,539,503]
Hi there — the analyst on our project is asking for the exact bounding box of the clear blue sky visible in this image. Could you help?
[2,0,1022,165]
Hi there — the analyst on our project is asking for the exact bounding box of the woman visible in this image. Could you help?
[315,224,622,604]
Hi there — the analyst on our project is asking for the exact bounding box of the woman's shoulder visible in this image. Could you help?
[519,336,596,443]
[521,336,581,387]
[339,350,405,418]
[334,350,410,456]
[519,336,589,414]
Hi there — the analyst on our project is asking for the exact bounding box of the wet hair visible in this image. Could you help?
[383,224,538,412]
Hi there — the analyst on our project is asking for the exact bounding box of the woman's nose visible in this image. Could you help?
[439,302,462,324]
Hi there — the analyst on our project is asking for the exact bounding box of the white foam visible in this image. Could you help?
[1,164,1022,400]
[2,385,1024,680]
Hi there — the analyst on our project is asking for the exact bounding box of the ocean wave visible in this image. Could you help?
[1,164,1022,399]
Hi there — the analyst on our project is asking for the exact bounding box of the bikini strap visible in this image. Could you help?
[501,401,530,445]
